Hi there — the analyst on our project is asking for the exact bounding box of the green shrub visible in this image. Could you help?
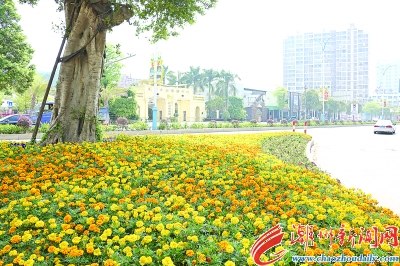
[158,120,169,130]
[129,121,149,131]
[208,120,217,128]
[0,125,25,134]
[38,123,50,133]
[190,123,206,129]
[170,122,181,130]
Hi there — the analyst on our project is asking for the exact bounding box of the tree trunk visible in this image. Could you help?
[43,2,105,144]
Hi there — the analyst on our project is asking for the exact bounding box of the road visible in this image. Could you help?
[308,126,400,215]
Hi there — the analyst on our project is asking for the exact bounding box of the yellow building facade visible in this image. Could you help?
[134,82,206,123]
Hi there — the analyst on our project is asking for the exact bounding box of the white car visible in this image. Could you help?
[373,119,396,134]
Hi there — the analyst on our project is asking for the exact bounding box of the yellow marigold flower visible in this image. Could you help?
[197,252,207,263]
[222,231,230,237]
[22,233,32,242]
[72,237,81,244]
[231,217,239,224]
[136,221,144,227]
[194,216,205,224]
[162,256,175,266]
[8,250,18,256]
[28,216,39,223]
[226,244,234,253]
[59,241,69,249]
[187,235,199,242]
[141,235,153,245]
[225,261,235,266]
[241,238,250,248]
[156,223,164,231]
[103,228,112,236]
[93,248,102,256]
[170,241,179,249]
[247,256,255,265]
[139,256,152,265]
[65,229,75,235]
[161,229,170,236]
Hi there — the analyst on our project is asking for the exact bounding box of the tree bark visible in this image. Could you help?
[43,1,105,144]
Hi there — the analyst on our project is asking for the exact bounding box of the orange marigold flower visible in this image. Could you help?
[10,235,22,244]
[88,224,100,233]
[64,214,72,223]
[104,259,118,266]
[186,250,195,257]
[343,248,353,256]
[47,246,57,253]
[331,243,340,251]
[363,248,371,255]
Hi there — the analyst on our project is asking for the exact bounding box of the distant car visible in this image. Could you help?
[0,114,32,125]
[373,119,396,134]
[30,111,53,125]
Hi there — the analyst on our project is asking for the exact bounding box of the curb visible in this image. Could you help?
[306,139,315,163]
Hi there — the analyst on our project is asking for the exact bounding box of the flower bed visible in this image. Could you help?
[0,133,399,266]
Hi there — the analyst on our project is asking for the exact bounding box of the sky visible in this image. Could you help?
[16,0,400,91]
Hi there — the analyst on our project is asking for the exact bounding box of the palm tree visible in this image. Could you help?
[165,71,177,85]
[216,70,240,108]
[181,66,204,94]
[162,65,169,85]
[202,69,219,101]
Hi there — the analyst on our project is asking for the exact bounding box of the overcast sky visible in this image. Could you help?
[16,0,400,90]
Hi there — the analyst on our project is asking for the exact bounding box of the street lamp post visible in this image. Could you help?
[151,54,158,130]
[320,34,332,123]
[321,44,326,123]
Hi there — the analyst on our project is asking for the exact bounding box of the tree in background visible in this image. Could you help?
[0,0,35,94]
[202,69,219,101]
[303,89,321,118]
[100,44,124,107]
[273,87,288,119]
[20,0,217,143]
[216,70,240,99]
[363,101,381,120]
[109,89,138,121]
[181,66,204,94]
[13,73,47,114]
[205,96,224,119]
[227,96,246,120]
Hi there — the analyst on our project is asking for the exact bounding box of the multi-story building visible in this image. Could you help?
[134,81,206,123]
[283,25,369,103]
[370,62,400,108]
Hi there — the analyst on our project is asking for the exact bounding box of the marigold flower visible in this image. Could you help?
[162,257,175,266]
[139,256,152,265]
[186,250,195,257]
[10,235,21,244]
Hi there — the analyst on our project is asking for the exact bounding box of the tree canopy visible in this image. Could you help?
[20,0,218,143]
[0,0,35,94]
[100,44,124,107]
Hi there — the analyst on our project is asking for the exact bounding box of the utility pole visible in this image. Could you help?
[151,54,159,130]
